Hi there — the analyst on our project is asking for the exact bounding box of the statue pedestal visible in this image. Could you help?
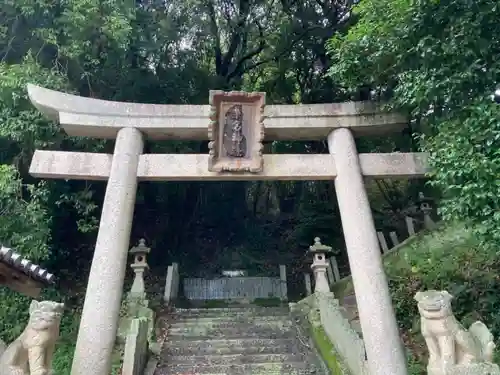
[428,363,500,375]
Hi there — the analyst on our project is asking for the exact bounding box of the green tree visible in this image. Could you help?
[328,0,500,243]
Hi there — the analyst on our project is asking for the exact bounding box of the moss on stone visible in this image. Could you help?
[197,299,233,308]
[253,297,284,307]
[310,324,346,375]
[110,343,125,375]
[182,298,285,309]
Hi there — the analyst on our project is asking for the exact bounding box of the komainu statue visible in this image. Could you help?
[0,300,64,375]
[415,290,499,375]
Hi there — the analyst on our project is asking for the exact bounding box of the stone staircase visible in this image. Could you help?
[154,306,325,375]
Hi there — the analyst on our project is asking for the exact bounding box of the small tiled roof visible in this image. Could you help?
[0,246,55,284]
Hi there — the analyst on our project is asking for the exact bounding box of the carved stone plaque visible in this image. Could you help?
[208,90,265,173]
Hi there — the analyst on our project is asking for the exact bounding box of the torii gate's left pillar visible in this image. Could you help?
[71,127,144,375]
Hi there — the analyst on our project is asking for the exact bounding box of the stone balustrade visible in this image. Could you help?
[291,293,369,375]
[122,318,149,375]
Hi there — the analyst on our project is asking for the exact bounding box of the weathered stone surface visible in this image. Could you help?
[293,294,367,375]
[155,362,318,375]
[416,290,499,375]
[342,294,362,336]
[163,262,179,304]
[27,84,407,140]
[29,151,429,182]
[117,305,155,345]
[71,127,144,375]
[169,314,289,325]
[208,90,265,173]
[122,318,149,375]
[167,327,296,340]
[309,237,333,293]
[118,240,155,345]
[167,353,307,366]
[328,128,408,375]
[163,338,300,356]
[169,319,292,332]
[437,363,500,375]
[156,306,325,375]
[171,306,290,318]
[0,300,64,375]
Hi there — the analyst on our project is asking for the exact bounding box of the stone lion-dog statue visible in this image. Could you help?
[415,290,499,375]
[0,300,64,375]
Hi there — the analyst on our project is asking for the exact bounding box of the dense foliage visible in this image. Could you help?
[390,224,500,374]
[332,223,500,374]
[0,0,422,283]
[328,0,500,243]
[0,0,498,373]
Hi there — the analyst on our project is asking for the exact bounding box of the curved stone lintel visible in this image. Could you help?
[27,84,408,140]
[27,84,210,120]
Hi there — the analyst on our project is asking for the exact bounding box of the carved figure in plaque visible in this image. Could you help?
[208,90,265,172]
[415,290,496,375]
[223,104,247,158]
[0,300,64,375]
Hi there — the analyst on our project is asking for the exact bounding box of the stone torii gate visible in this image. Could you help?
[27,84,428,375]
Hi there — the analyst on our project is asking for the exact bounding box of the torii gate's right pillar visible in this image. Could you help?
[328,128,408,375]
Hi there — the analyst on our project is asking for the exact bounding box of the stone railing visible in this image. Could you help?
[122,317,149,375]
[296,238,368,375]
[316,292,369,375]
[163,262,179,304]
[291,293,369,375]
[303,205,438,294]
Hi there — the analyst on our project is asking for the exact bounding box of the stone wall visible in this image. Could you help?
[122,317,149,375]
[183,276,284,301]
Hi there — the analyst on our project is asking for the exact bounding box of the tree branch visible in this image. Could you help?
[227,19,266,81]
[244,25,321,73]
[220,0,251,75]
[206,0,222,73]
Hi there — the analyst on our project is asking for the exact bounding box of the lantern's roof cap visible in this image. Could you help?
[129,239,151,254]
[417,192,434,203]
[309,237,334,255]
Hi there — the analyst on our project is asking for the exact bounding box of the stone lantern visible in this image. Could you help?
[418,192,436,230]
[309,237,334,293]
[127,238,150,307]
[118,238,155,346]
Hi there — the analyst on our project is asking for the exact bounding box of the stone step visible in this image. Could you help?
[172,307,289,319]
[166,327,297,340]
[164,353,308,366]
[162,338,301,356]
[171,314,289,325]
[169,319,292,333]
[154,361,318,375]
[168,320,293,337]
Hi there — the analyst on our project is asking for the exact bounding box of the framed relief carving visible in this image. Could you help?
[208,90,265,173]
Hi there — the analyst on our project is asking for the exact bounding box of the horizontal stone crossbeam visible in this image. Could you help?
[29,150,429,181]
[27,85,407,140]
